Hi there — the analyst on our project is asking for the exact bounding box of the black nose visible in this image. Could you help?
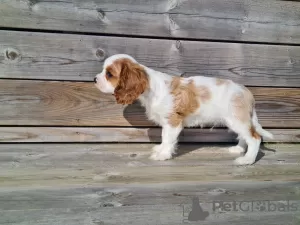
[94,77,97,83]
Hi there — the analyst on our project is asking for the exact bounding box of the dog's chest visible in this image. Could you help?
[146,107,165,125]
[142,101,169,125]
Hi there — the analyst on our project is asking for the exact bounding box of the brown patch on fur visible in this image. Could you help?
[216,78,230,86]
[197,85,211,102]
[250,126,261,139]
[231,86,255,122]
[169,77,183,91]
[169,78,200,127]
[112,59,149,105]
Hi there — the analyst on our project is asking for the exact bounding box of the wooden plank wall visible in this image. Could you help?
[0,0,300,143]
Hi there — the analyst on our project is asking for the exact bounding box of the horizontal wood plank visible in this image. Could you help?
[1,201,299,225]
[0,143,299,188]
[1,0,300,44]
[1,181,299,209]
[1,31,300,86]
[0,80,299,127]
[0,127,298,143]
[0,181,299,225]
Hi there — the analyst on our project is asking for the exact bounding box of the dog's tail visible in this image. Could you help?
[251,109,274,139]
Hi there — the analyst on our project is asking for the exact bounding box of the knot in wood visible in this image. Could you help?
[7,51,18,60]
[175,40,181,50]
[288,59,294,65]
[95,49,106,61]
[28,0,38,7]
[96,8,106,20]
[3,48,21,63]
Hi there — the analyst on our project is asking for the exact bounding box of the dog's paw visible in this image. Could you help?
[149,151,172,161]
[228,146,245,154]
[152,144,163,153]
[234,156,255,165]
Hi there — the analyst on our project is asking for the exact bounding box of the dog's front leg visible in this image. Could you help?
[150,124,183,161]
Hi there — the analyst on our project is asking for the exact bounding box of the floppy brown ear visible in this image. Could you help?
[114,59,149,105]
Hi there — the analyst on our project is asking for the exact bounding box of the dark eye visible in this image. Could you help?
[106,71,113,78]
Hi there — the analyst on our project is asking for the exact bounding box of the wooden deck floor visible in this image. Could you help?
[0,143,299,225]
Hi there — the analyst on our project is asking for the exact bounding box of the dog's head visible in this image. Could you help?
[94,54,149,105]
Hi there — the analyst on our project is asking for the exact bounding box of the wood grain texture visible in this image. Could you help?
[0,127,298,143]
[0,143,299,224]
[0,143,299,188]
[1,0,300,44]
[0,80,299,127]
[0,181,299,225]
[0,206,299,225]
[1,31,300,86]
[0,202,299,225]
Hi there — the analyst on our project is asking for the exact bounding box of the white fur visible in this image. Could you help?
[95,54,274,165]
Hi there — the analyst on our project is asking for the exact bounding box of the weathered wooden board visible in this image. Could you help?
[0,80,299,127]
[1,0,300,44]
[0,143,299,188]
[0,200,299,225]
[0,127,298,143]
[1,181,299,209]
[0,143,299,224]
[0,181,299,225]
[1,31,300,86]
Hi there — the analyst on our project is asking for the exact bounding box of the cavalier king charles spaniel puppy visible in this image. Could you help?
[94,54,273,165]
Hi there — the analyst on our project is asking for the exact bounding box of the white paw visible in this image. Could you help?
[149,151,172,161]
[228,146,245,154]
[152,144,163,153]
[234,156,255,165]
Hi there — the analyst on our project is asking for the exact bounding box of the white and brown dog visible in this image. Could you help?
[94,54,273,165]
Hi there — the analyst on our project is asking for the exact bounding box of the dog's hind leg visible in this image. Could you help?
[228,138,246,154]
[226,118,261,165]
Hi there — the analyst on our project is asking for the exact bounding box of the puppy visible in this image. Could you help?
[94,54,273,165]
